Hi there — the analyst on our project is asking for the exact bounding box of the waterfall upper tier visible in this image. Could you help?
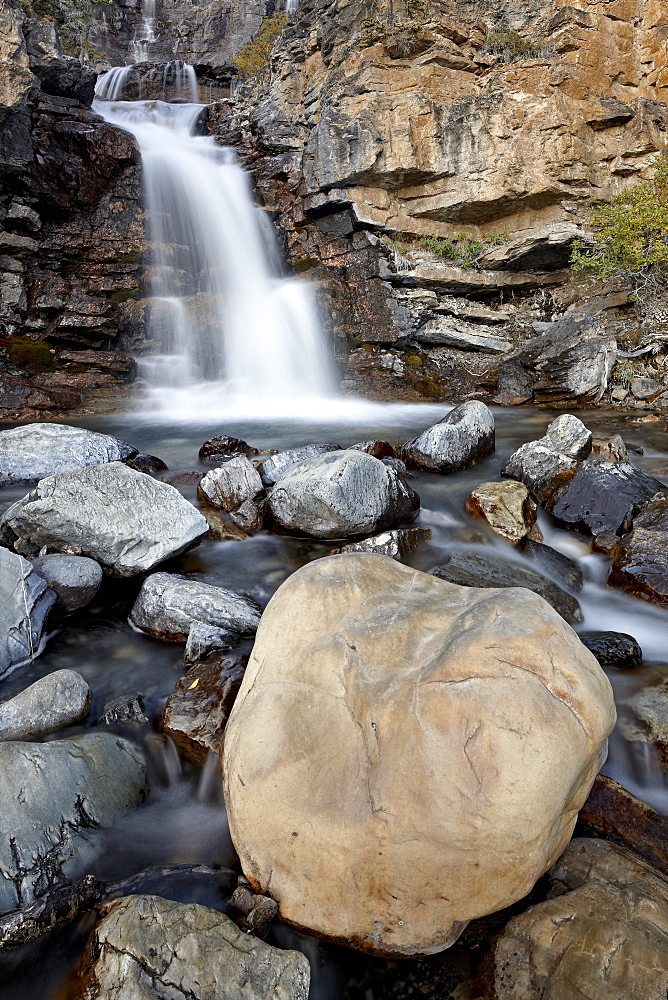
[93,89,337,417]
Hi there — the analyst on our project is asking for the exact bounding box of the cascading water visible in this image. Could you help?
[94,88,336,416]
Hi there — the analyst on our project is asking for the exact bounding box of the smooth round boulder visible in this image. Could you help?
[401,401,495,473]
[265,449,419,540]
[223,554,615,958]
[32,554,103,611]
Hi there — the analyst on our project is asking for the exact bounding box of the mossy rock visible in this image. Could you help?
[293,258,320,274]
[8,336,57,374]
[110,287,142,303]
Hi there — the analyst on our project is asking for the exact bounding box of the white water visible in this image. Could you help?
[94,93,337,416]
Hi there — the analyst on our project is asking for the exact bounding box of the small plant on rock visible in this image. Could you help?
[235,13,288,81]
[481,30,555,62]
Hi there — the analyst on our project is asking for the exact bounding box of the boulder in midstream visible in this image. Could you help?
[0,422,135,484]
[223,554,614,957]
[266,449,419,541]
[0,669,91,740]
[402,401,494,474]
[466,480,542,545]
[502,414,592,503]
[550,460,666,537]
[32,554,102,612]
[130,572,261,641]
[0,546,56,679]
[1,463,208,576]
[608,496,668,606]
[261,442,342,487]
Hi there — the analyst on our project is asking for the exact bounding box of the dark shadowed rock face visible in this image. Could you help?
[198,435,260,463]
[608,497,668,607]
[579,631,642,667]
[402,402,494,474]
[32,553,103,612]
[266,448,420,540]
[549,460,666,537]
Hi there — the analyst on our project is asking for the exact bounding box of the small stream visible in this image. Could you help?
[1,401,667,999]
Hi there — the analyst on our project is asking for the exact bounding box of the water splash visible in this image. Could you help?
[94,97,337,415]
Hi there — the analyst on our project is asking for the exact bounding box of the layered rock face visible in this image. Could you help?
[0,1,144,418]
[218,0,668,403]
[223,553,615,957]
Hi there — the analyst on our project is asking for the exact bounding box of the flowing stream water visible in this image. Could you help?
[2,66,668,1000]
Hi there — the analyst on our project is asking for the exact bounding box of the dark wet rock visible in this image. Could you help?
[130,572,261,642]
[431,550,582,623]
[466,481,541,545]
[77,895,310,1000]
[579,631,643,667]
[162,653,247,763]
[502,414,591,502]
[402,402,494,474]
[0,423,135,483]
[350,440,396,459]
[608,496,668,607]
[623,679,668,768]
[266,449,420,541]
[580,774,668,878]
[123,453,168,475]
[228,498,264,532]
[198,435,260,464]
[494,355,534,406]
[338,526,431,560]
[23,18,96,104]
[0,547,56,679]
[484,839,668,1000]
[198,456,263,512]
[518,538,584,592]
[0,669,91,740]
[1,463,208,576]
[592,533,621,557]
[184,622,236,664]
[0,733,145,913]
[550,460,666,537]
[100,694,149,728]
[32,554,102,612]
[230,876,279,939]
[261,443,342,487]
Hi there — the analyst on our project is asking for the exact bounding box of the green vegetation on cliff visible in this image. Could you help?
[235,13,288,81]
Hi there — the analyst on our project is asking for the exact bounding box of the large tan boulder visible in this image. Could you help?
[223,554,615,958]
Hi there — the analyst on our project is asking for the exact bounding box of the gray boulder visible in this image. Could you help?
[78,895,310,1000]
[266,449,420,540]
[130,573,261,641]
[0,669,91,740]
[184,621,236,664]
[431,550,582,623]
[516,313,617,404]
[0,422,134,484]
[261,443,341,487]
[502,414,592,502]
[198,456,263,511]
[1,463,208,577]
[0,547,56,679]
[0,733,145,913]
[32,554,103,612]
[402,401,495,473]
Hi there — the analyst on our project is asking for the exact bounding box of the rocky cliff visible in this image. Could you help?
[0,1,143,418]
[214,0,668,406]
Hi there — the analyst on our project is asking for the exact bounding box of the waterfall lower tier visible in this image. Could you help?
[94,90,336,416]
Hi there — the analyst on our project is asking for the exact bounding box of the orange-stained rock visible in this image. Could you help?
[223,553,615,958]
[466,480,542,544]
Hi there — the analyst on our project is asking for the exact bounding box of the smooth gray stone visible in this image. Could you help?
[198,456,263,511]
[0,422,134,483]
[81,895,310,1000]
[0,669,91,740]
[502,414,592,502]
[1,463,208,577]
[403,401,495,473]
[543,414,593,460]
[0,547,56,679]
[261,443,341,487]
[32,554,103,611]
[130,572,262,641]
[431,550,582,624]
[184,622,236,664]
[266,449,420,540]
[0,733,146,913]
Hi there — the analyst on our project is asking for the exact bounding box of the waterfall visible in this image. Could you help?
[93,90,336,414]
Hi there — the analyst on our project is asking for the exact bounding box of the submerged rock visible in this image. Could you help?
[486,839,668,1000]
[32,554,102,612]
[130,572,261,641]
[77,895,310,1000]
[261,442,341,487]
[0,733,145,913]
[100,694,149,728]
[266,449,419,540]
[198,435,260,464]
[0,547,56,679]
[518,538,584,592]
[1,463,208,576]
[466,480,541,545]
[402,401,494,473]
[431,550,582,624]
[0,669,91,740]
[338,526,431,560]
[223,554,614,957]
[623,679,668,768]
[608,496,668,607]
[579,631,643,667]
[502,414,592,502]
[0,423,134,484]
[550,460,665,537]
[163,653,247,763]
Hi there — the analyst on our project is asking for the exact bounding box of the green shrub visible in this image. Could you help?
[482,30,554,62]
[235,13,288,80]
